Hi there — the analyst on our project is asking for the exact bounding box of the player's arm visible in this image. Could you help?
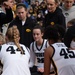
[29,43,37,73]
[44,46,54,75]
[29,43,36,67]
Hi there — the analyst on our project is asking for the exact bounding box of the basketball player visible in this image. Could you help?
[44,25,75,75]
[29,25,49,75]
[0,32,6,74]
[0,26,31,75]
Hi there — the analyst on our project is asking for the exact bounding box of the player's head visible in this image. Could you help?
[44,25,65,44]
[6,26,19,42]
[67,18,75,29]
[64,25,75,49]
[6,26,24,54]
[33,24,44,42]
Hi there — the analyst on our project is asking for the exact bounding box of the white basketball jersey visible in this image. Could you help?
[30,39,49,68]
[51,43,75,75]
[0,42,31,75]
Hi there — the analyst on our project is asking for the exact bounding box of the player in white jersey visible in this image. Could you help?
[0,33,6,74]
[0,26,31,75]
[29,25,49,75]
[43,25,75,75]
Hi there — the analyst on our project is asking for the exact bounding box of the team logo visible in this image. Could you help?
[65,13,69,16]
[26,29,31,32]
[51,22,54,25]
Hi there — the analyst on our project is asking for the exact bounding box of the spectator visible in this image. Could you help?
[66,18,75,29]
[60,0,75,28]
[8,3,36,48]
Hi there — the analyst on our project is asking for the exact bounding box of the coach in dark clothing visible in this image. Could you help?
[44,0,66,28]
[8,3,36,48]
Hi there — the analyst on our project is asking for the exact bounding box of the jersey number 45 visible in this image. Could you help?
[60,48,75,59]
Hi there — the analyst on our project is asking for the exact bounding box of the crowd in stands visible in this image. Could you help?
[0,0,75,75]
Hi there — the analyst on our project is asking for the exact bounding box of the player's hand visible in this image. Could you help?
[38,68,44,73]
[3,1,14,9]
[3,1,11,9]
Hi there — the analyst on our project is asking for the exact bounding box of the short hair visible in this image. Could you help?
[16,3,27,10]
